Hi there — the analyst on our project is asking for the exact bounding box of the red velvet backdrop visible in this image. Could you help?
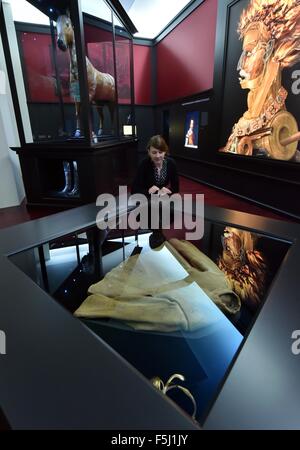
[20,31,71,102]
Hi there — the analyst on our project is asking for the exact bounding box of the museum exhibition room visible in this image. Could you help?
[1,0,300,431]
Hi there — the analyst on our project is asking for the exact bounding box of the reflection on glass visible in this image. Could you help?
[10,214,289,425]
[73,219,288,423]
[73,229,243,424]
[217,227,268,309]
[46,238,86,293]
[196,220,291,345]
[82,0,116,142]
[208,224,290,328]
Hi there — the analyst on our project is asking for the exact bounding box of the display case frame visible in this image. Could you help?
[4,0,137,146]
[0,0,138,206]
[1,202,300,429]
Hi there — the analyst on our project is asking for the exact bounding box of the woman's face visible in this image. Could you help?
[148,146,166,165]
[238,27,267,89]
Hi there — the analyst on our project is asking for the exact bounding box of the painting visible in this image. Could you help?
[184,111,199,149]
[209,224,289,313]
[218,0,300,163]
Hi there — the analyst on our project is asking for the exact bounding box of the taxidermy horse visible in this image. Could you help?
[56,13,116,137]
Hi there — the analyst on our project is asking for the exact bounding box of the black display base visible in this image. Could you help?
[12,140,138,206]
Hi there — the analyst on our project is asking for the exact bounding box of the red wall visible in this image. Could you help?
[133,44,152,105]
[156,0,218,104]
[20,31,72,103]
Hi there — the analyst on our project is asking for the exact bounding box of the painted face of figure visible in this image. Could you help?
[238,27,267,89]
[222,227,243,260]
[148,146,166,165]
[190,119,194,129]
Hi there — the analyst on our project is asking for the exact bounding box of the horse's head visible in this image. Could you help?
[56,14,74,51]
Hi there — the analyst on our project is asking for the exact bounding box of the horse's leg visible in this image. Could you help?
[96,103,104,137]
[108,102,115,135]
[74,101,81,137]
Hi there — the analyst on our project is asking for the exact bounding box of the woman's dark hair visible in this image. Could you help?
[147,135,169,154]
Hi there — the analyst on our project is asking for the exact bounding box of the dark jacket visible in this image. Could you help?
[131,157,179,196]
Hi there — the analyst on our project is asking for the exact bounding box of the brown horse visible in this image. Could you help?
[56,13,116,137]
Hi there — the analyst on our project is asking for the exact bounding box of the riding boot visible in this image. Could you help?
[59,161,72,195]
[68,161,80,197]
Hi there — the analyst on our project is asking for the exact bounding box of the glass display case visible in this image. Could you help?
[8,0,136,144]
[113,13,135,137]
[82,0,116,141]
[1,0,138,206]
[7,205,291,426]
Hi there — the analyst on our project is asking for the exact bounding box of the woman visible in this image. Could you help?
[132,135,179,197]
[131,135,179,248]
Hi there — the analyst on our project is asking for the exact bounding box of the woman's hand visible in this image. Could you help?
[158,187,172,196]
[148,185,159,194]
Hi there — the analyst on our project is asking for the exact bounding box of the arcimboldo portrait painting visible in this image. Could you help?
[219,0,300,163]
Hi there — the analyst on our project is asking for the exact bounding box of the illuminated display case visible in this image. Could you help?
[1,0,137,206]
[2,201,300,429]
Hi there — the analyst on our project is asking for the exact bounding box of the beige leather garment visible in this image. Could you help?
[74,239,241,332]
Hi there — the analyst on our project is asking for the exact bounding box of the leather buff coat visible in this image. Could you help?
[74,239,240,332]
